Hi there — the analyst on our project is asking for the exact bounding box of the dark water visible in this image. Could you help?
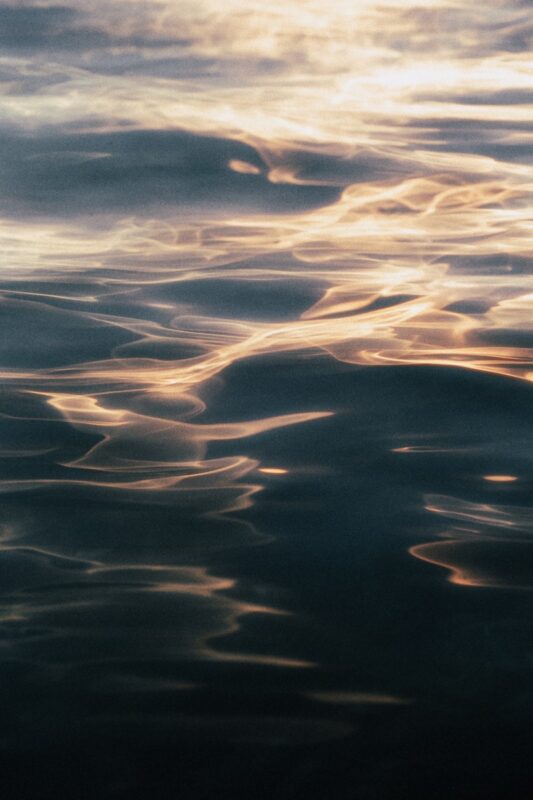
[1,1,533,797]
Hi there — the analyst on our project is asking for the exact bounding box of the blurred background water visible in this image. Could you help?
[0,1,532,797]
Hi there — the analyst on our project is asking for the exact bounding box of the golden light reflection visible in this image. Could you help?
[228,159,262,175]
[0,0,531,664]
[411,494,533,589]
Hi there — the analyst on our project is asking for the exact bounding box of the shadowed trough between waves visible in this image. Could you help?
[0,0,532,797]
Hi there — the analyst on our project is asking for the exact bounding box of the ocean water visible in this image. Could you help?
[0,1,532,797]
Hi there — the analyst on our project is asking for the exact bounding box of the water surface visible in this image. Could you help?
[0,1,532,797]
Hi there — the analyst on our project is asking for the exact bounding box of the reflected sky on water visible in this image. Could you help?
[0,1,532,797]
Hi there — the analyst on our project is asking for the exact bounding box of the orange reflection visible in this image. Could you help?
[0,0,531,657]
[411,494,533,589]
[258,467,288,475]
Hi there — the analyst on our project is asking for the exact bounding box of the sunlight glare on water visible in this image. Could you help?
[0,0,532,797]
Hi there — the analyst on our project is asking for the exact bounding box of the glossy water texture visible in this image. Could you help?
[1,2,532,797]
